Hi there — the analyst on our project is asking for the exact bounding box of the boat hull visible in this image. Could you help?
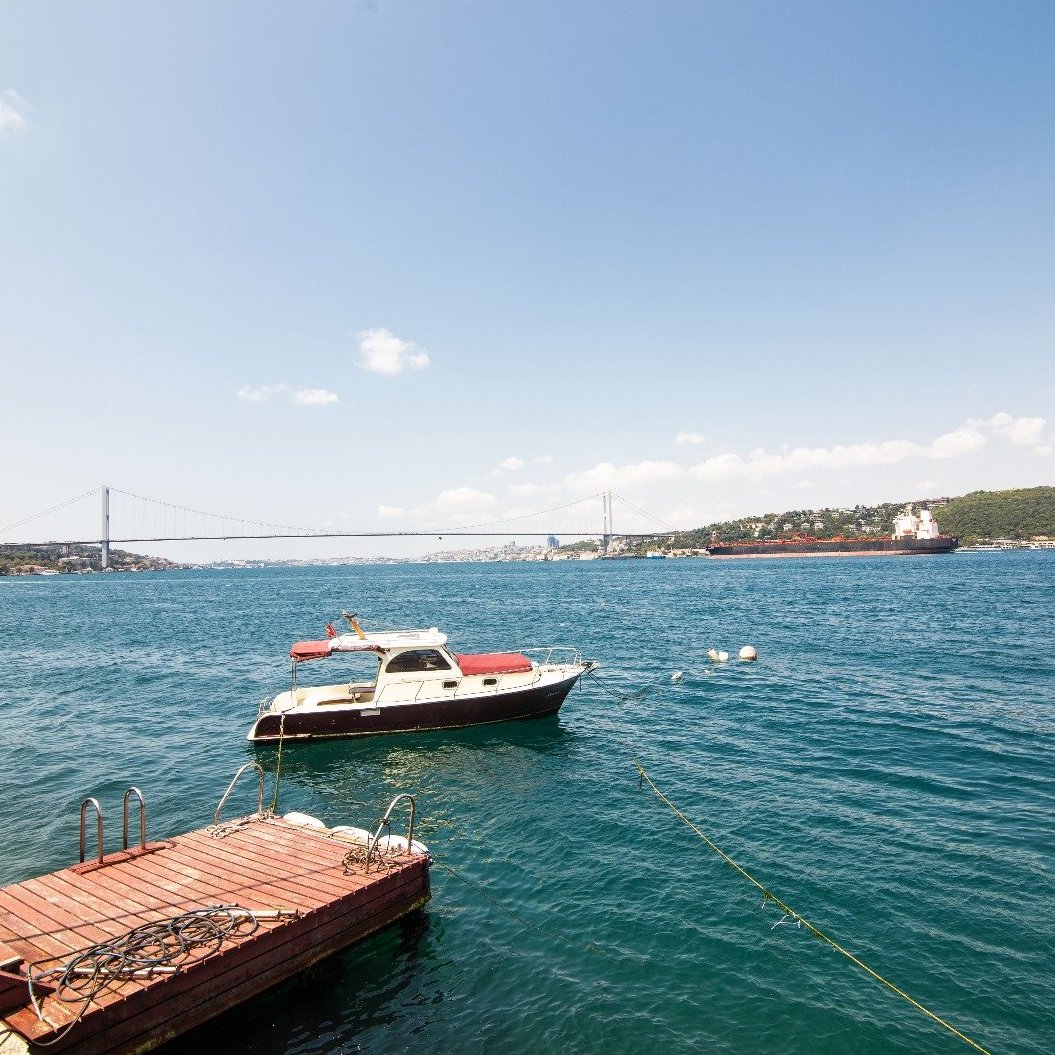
[706,536,959,559]
[248,673,583,743]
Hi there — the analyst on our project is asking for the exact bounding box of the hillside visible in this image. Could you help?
[937,487,1055,543]
[599,484,1055,555]
[0,543,188,575]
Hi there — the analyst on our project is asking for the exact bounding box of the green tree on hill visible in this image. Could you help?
[938,487,1055,541]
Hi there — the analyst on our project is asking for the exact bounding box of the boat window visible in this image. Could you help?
[385,649,452,674]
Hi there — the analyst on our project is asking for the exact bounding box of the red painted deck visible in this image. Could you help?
[0,818,430,1055]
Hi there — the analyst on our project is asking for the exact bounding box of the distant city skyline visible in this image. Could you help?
[2,2,1053,561]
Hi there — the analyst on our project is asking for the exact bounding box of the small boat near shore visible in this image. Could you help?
[248,614,596,743]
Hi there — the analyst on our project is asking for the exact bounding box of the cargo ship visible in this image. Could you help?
[706,507,959,559]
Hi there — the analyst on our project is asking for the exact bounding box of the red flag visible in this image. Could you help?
[325,623,337,638]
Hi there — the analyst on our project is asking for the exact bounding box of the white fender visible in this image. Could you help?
[283,812,326,829]
[329,825,373,845]
[373,833,430,855]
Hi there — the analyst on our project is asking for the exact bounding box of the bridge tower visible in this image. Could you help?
[101,485,110,570]
[601,491,612,554]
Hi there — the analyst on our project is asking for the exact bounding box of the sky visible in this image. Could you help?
[2,1,1053,560]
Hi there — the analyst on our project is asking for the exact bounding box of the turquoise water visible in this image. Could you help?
[1,554,1052,1054]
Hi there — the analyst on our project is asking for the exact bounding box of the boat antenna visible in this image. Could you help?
[342,611,367,640]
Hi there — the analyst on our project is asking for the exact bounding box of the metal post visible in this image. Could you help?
[101,486,110,570]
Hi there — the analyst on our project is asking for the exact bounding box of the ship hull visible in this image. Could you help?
[707,537,959,559]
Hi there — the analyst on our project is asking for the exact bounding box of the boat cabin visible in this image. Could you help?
[280,627,536,712]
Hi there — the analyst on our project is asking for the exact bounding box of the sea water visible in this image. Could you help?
[0,553,1052,1054]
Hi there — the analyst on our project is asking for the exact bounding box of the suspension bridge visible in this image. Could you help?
[0,486,679,566]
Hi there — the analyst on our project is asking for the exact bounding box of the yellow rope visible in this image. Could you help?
[634,763,993,1055]
[269,712,286,815]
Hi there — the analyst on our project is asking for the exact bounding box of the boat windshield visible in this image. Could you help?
[294,650,381,688]
[385,649,452,674]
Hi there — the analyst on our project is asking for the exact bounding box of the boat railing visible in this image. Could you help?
[519,646,584,667]
[214,762,267,825]
[256,696,274,718]
[366,793,417,871]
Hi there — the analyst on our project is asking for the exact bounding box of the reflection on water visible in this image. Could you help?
[259,720,580,839]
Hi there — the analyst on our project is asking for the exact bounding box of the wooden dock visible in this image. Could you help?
[0,809,430,1055]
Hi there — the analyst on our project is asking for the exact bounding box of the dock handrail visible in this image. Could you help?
[122,787,146,852]
[79,798,104,864]
[366,793,416,871]
[214,762,266,825]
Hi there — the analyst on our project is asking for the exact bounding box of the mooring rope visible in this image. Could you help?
[270,711,287,814]
[583,667,652,704]
[633,763,993,1055]
[25,905,293,1046]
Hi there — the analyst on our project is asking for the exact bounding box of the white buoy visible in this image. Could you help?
[671,671,684,682]
[718,650,729,663]
[708,649,729,663]
[739,646,758,661]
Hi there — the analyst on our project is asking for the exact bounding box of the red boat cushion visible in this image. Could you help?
[290,640,332,661]
[455,652,533,675]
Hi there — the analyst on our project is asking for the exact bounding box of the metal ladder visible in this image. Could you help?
[78,787,147,865]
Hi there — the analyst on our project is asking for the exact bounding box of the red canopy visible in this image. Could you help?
[455,652,533,675]
[290,640,333,662]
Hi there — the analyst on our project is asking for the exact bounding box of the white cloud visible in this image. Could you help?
[499,456,525,471]
[927,425,985,459]
[979,412,1046,446]
[533,454,555,464]
[238,383,337,406]
[674,431,706,445]
[355,327,430,375]
[237,383,290,402]
[563,460,685,491]
[293,387,339,406]
[507,481,563,497]
[915,479,939,493]
[684,413,1045,483]
[434,487,496,509]
[793,480,815,490]
[0,90,27,139]
[1035,445,1053,457]
[374,486,499,526]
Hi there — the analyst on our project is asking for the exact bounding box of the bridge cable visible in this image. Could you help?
[610,492,676,533]
[0,488,100,537]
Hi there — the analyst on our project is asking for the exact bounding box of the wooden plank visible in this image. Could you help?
[0,817,431,1055]
[97,852,231,908]
[168,831,362,898]
[0,882,118,955]
[9,859,430,1052]
[71,866,430,1055]
[150,845,332,912]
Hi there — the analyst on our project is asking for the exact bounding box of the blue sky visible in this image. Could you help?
[2,2,1053,559]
